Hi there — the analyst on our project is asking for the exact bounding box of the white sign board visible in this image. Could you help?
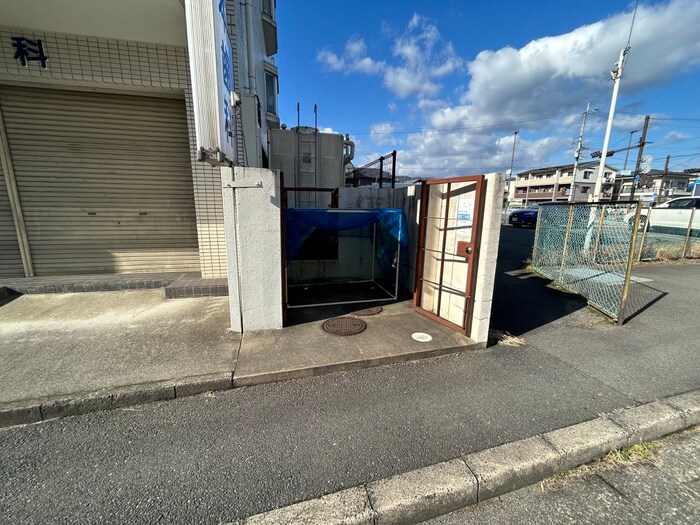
[456,196,474,240]
[185,0,235,165]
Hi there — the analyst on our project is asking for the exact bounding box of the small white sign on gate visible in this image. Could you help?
[456,196,474,239]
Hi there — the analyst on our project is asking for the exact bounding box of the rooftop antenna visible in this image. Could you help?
[296,102,300,128]
[314,104,318,130]
[591,0,639,202]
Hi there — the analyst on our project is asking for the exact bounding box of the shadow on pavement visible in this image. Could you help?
[621,281,667,324]
[0,289,21,308]
[489,226,587,337]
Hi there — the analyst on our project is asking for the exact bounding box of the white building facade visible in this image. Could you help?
[0,0,278,279]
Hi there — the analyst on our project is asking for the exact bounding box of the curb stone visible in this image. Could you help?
[0,371,234,428]
[230,389,700,525]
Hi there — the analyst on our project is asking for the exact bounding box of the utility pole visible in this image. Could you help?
[508,131,519,183]
[623,129,638,170]
[591,47,628,202]
[569,101,596,202]
[593,0,639,202]
[507,131,518,206]
[629,114,650,201]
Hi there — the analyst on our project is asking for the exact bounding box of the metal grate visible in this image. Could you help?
[322,317,367,336]
[531,202,641,323]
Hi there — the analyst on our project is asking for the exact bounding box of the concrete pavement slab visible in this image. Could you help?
[233,303,478,387]
[0,291,239,404]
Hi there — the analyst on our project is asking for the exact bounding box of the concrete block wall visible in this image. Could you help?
[471,172,506,345]
[222,167,283,332]
[0,24,228,278]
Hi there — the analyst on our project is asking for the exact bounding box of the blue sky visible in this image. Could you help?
[275,0,700,177]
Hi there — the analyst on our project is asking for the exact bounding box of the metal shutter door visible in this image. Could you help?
[0,86,199,276]
[0,161,24,277]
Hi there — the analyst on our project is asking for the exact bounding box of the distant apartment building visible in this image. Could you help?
[0,0,279,280]
[614,169,694,204]
[509,161,617,205]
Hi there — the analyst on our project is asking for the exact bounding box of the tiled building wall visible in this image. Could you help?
[0,25,228,277]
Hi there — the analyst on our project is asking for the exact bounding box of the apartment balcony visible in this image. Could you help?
[513,190,569,201]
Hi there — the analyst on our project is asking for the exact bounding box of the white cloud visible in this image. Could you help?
[316,50,345,72]
[317,36,385,75]
[664,131,689,143]
[323,1,700,177]
[370,122,395,146]
[387,102,397,113]
[394,0,700,177]
[317,13,464,99]
[459,0,700,129]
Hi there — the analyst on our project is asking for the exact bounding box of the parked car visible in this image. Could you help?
[626,197,700,230]
[509,207,538,227]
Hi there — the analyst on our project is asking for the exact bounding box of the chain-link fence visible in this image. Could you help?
[634,207,700,262]
[531,202,641,323]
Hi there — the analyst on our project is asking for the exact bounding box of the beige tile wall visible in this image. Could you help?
[0,25,228,278]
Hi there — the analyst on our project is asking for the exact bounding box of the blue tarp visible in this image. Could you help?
[285,208,409,284]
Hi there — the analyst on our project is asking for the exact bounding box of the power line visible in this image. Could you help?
[345,115,558,135]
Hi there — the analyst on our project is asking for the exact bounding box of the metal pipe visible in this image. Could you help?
[242,0,256,94]
[391,150,397,189]
[636,207,650,262]
[592,204,607,263]
[393,232,401,299]
[0,105,34,276]
[681,208,695,259]
[618,200,642,325]
[287,296,395,309]
[371,223,376,281]
[378,156,384,188]
[558,206,576,284]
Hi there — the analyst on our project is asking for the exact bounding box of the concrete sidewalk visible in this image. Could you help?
[0,289,477,426]
[0,291,239,405]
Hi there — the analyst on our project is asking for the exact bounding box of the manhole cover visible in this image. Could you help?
[322,317,367,336]
[353,306,383,316]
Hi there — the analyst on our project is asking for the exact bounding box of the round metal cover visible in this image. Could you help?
[322,317,367,336]
[353,306,383,316]
[411,332,433,343]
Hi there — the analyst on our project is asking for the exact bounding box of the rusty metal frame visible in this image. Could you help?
[413,175,486,336]
[282,187,338,209]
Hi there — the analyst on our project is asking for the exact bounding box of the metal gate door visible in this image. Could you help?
[414,176,486,336]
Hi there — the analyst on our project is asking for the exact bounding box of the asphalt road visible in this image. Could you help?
[427,426,700,525]
[1,227,698,524]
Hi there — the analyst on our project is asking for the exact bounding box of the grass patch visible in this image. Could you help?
[604,441,657,466]
[488,329,526,347]
[540,441,658,491]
